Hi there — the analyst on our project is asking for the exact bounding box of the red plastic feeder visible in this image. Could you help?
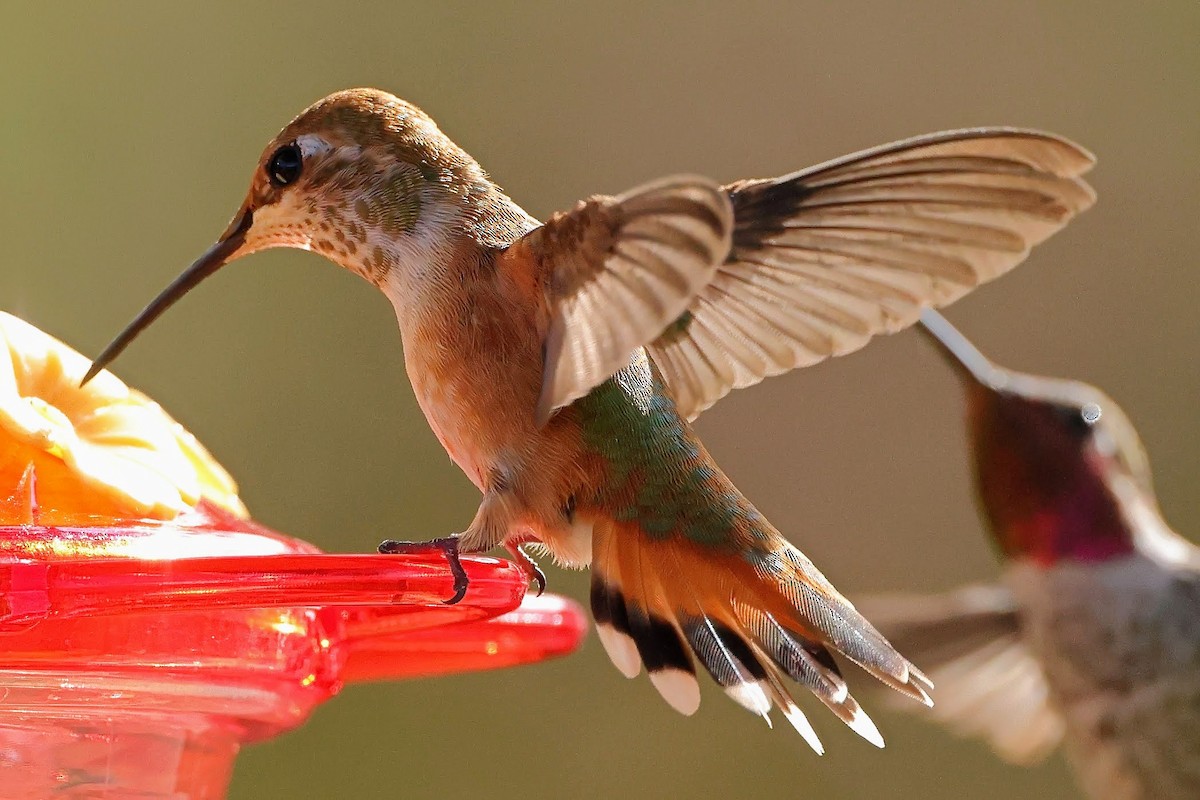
[0,313,587,799]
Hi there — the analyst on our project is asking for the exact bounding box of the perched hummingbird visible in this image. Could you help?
[862,310,1200,795]
[82,89,1095,750]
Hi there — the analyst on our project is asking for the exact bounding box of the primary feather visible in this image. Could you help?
[649,129,1095,420]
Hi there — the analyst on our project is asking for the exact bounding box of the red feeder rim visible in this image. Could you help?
[0,496,587,798]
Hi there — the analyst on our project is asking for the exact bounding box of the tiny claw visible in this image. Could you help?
[378,535,469,605]
[533,562,547,596]
[505,543,547,597]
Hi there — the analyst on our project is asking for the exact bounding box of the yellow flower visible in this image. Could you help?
[0,311,247,521]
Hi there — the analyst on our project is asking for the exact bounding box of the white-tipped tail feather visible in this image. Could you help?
[596,624,642,680]
[590,517,935,754]
[650,669,702,716]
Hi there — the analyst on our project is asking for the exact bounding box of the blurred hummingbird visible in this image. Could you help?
[82,89,1095,750]
[862,310,1200,795]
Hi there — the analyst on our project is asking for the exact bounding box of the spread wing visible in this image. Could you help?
[857,584,1064,765]
[525,177,734,425]
[647,129,1096,421]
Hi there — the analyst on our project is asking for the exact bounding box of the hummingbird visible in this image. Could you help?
[82,88,1095,750]
[861,310,1200,796]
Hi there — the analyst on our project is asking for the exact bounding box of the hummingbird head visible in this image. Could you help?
[82,88,534,384]
[920,310,1152,565]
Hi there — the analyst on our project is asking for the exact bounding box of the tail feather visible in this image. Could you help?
[774,548,934,701]
[630,574,701,715]
[681,617,773,718]
[667,544,774,720]
[593,532,704,714]
[735,601,885,748]
[591,547,642,679]
[733,602,848,704]
[754,646,826,754]
[590,516,930,752]
[621,522,704,715]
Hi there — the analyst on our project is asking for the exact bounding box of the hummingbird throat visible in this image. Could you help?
[299,162,431,287]
[984,464,1136,566]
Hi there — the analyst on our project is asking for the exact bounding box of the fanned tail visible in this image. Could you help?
[590,516,932,753]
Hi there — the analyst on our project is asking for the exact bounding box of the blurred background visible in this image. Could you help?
[2,2,1196,797]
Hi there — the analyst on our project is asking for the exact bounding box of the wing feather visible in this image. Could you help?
[857,584,1065,764]
[530,177,734,424]
[649,128,1096,420]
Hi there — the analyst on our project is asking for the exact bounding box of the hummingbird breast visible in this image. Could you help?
[1007,556,1200,799]
[391,239,593,522]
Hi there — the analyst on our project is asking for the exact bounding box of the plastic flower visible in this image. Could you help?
[0,311,246,520]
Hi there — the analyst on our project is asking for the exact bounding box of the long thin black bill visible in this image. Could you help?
[81,211,253,386]
[917,308,1000,388]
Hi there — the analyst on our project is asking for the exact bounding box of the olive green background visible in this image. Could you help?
[2,3,1197,798]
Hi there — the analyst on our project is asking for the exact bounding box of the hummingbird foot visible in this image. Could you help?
[505,543,547,597]
[377,535,469,605]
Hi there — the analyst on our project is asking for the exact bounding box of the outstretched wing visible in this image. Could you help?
[524,177,734,425]
[857,584,1065,765]
[647,129,1096,420]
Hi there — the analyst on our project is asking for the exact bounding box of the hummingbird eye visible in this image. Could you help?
[1054,403,1100,438]
[267,143,303,187]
